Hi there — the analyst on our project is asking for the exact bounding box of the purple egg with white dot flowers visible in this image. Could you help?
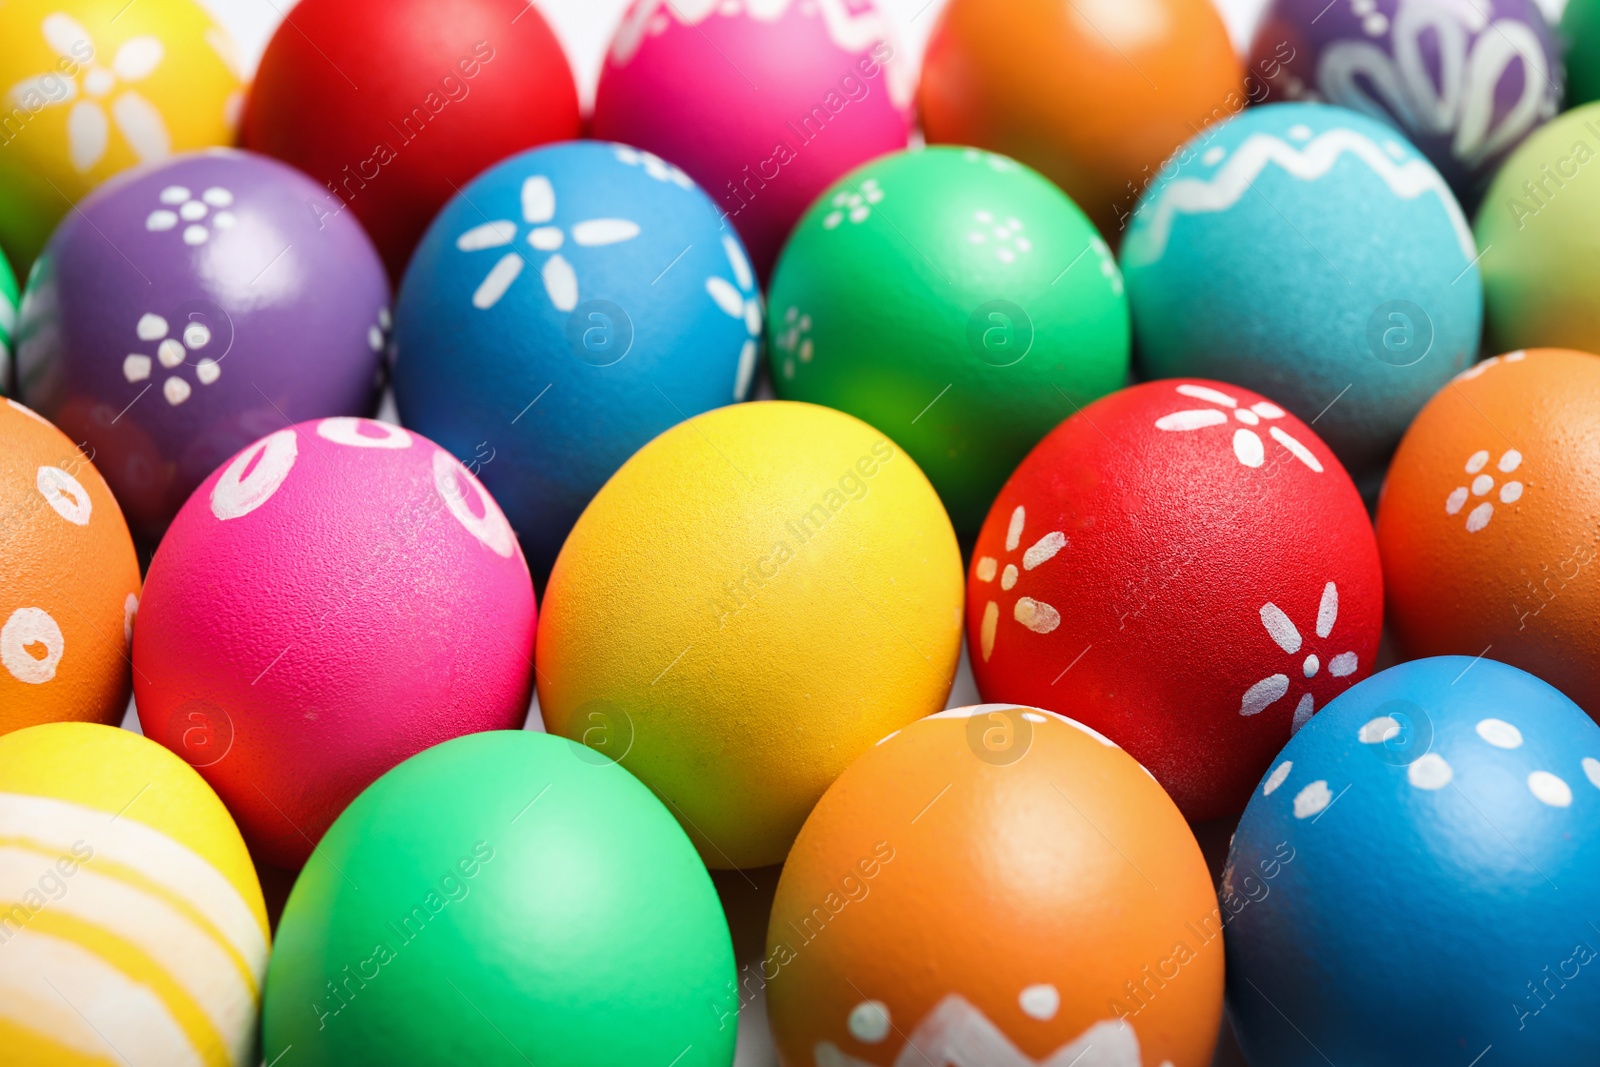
[1247,0,1560,204]
[1225,656,1600,1066]
[16,148,389,545]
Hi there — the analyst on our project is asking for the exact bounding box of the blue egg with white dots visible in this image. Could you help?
[1122,102,1482,486]
[393,140,762,578]
[1225,656,1600,1066]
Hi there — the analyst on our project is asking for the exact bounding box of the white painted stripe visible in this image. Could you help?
[0,846,259,1049]
[0,927,204,1067]
[0,794,266,974]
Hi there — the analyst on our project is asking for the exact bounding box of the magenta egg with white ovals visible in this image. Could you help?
[132,417,536,869]
[591,0,913,280]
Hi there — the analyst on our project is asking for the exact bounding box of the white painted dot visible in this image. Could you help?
[201,186,232,207]
[1287,123,1313,140]
[1500,481,1522,504]
[1264,761,1292,795]
[1302,654,1319,678]
[159,185,191,205]
[178,199,207,222]
[1445,486,1468,515]
[122,353,151,382]
[163,377,191,405]
[975,556,997,582]
[183,224,208,246]
[1466,502,1494,532]
[36,466,91,526]
[1465,449,1490,473]
[194,358,220,385]
[1202,146,1225,165]
[183,322,211,349]
[1529,771,1572,807]
[145,209,177,231]
[123,593,138,645]
[1408,753,1453,790]
[212,211,235,230]
[1471,474,1493,496]
[1363,11,1389,33]
[378,307,392,329]
[1475,718,1522,749]
[1,607,64,684]
[1000,564,1018,591]
[1234,407,1260,426]
[1583,758,1600,789]
[1019,983,1059,1020]
[1498,449,1522,473]
[157,339,185,368]
[368,325,383,351]
[848,1000,890,1043]
[136,313,168,341]
[1360,716,1400,743]
[211,429,298,521]
[1005,505,1025,552]
[1294,780,1331,818]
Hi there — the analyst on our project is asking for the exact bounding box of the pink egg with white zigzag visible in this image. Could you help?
[132,417,536,869]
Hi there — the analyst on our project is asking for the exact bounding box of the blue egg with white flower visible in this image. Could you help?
[394,140,762,577]
[1122,102,1482,487]
[1225,656,1600,1067]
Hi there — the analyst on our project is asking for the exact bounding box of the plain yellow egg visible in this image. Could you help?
[0,722,268,1066]
[537,401,964,869]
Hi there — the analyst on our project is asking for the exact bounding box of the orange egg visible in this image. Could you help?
[0,399,140,732]
[1377,348,1600,716]
[919,0,1244,240]
[765,705,1223,1066]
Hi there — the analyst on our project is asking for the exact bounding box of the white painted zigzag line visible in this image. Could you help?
[1124,129,1476,266]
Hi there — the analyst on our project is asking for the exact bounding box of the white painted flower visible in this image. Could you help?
[973,505,1067,663]
[1446,448,1523,532]
[705,234,763,400]
[967,210,1031,265]
[822,178,883,229]
[123,312,221,406]
[145,184,235,246]
[612,144,693,189]
[8,13,171,173]
[456,175,640,312]
[774,305,813,380]
[1240,581,1359,732]
[1154,383,1323,473]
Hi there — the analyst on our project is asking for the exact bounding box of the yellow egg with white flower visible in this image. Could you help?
[0,0,242,271]
[0,722,268,1066]
[537,400,964,870]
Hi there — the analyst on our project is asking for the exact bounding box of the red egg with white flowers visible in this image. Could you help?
[968,379,1383,821]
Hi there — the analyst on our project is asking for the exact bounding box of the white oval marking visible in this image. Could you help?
[1529,771,1572,807]
[432,450,515,558]
[1263,760,1292,795]
[848,1000,890,1043]
[1018,983,1059,1020]
[315,418,411,449]
[1475,718,1522,749]
[1294,780,1331,818]
[1408,753,1452,790]
[36,466,91,525]
[210,430,297,521]
[1,607,64,684]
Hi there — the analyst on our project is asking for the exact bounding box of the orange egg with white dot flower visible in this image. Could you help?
[765,705,1223,1066]
[1378,347,1600,718]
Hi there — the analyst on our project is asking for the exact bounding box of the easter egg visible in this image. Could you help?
[1123,103,1482,482]
[1476,102,1600,354]
[0,253,17,389]
[537,401,962,869]
[0,0,242,271]
[15,149,389,546]
[262,730,736,1066]
[968,378,1383,822]
[1377,348,1600,716]
[0,722,269,1066]
[1248,0,1559,203]
[766,707,1223,1066]
[767,146,1129,536]
[591,0,912,279]
[918,0,1243,239]
[241,0,580,280]
[1226,657,1600,1065]
[133,417,536,868]
[1565,0,1600,106]
[394,140,762,579]
[0,399,139,734]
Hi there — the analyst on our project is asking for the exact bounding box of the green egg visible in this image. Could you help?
[1476,101,1600,354]
[0,252,15,394]
[767,145,1130,535]
[1564,0,1600,108]
[262,731,738,1066]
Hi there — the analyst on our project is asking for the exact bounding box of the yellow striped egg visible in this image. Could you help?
[0,722,268,1066]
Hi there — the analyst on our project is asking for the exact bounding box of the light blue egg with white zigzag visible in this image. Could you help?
[1122,102,1481,485]
[394,140,762,580]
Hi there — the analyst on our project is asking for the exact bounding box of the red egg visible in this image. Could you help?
[241,0,580,279]
[968,379,1383,820]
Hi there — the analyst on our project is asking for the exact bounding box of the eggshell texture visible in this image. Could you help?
[0,0,242,273]
[262,731,737,1067]
[1123,102,1482,482]
[591,0,912,279]
[0,722,269,1066]
[919,0,1243,239]
[969,378,1383,822]
[0,399,140,734]
[0,254,17,389]
[767,707,1223,1066]
[1377,348,1600,715]
[395,140,763,580]
[133,417,536,868]
[1248,0,1559,204]
[1476,103,1600,354]
[241,0,580,280]
[767,146,1130,536]
[538,401,962,869]
[16,150,389,546]
[1226,657,1600,1065]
